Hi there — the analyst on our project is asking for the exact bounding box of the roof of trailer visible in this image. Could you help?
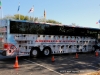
[9,19,100,31]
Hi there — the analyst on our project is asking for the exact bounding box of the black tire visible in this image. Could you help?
[43,47,51,56]
[30,47,40,58]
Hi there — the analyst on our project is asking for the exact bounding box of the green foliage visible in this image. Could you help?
[14,14,25,20]
[24,16,29,20]
[46,19,61,24]
[4,14,62,24]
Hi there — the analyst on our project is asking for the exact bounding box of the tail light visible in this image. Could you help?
[3,43,9,49]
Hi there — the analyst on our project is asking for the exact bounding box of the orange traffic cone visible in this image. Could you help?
[51,55,55,62]
[75,53,78,58]
[14,56,19,68]
[95,51,99,57]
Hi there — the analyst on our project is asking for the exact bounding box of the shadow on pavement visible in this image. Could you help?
[0,53,100,75]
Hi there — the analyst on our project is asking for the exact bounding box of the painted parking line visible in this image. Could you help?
[24,59,64,75]
[24,54,99,75]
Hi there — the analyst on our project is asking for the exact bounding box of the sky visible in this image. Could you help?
[1,0,100,28]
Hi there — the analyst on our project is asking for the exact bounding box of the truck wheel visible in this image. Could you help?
[30,47,40,58]
[43,47,51,56]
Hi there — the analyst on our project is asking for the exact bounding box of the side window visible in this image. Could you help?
[37,23,45,34]
[29,23,36,34]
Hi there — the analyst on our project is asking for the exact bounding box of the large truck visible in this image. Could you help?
[0,19,100,57]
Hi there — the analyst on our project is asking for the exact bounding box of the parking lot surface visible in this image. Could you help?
[0,53,100,75]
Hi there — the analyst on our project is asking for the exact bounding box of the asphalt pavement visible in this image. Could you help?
[0,53,100,75]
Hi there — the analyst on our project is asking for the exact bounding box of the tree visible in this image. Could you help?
[3,14,62,24]
[24,16,29,20]
[46,19,61,24]
[14,14,25,20]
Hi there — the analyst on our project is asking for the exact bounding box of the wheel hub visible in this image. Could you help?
[44,49,49,55]
[32,50,37,56]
